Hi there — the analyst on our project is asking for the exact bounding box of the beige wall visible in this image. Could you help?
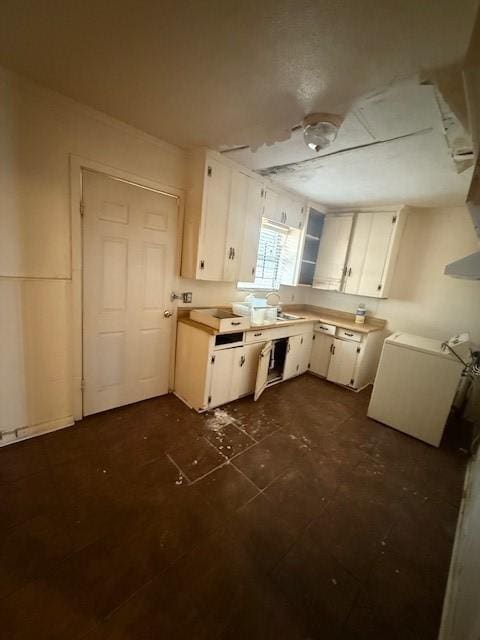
[304,206,480,344]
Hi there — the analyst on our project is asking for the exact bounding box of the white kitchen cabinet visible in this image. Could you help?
[327,338,360,387]
[182,149,267,282]
[343,209,407,298]
[278,193,305,229]
[209,347,239,408]
[234,342,265,397]
[313,214,354,290]
[174,320,315,411]
[283,331,312,379]
[262,187,281,223]
[237,177,265,282]
[223,171,249,282]
[309,332,334,377]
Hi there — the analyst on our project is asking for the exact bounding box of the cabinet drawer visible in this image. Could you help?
[314,322,336,335]
[336,327,362,342]
[245,323,312,344]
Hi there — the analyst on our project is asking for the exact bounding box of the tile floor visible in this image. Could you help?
[0,375,469,639]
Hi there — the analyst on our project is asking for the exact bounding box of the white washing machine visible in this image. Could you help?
[367,333,468,447]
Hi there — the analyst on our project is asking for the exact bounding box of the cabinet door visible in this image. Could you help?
[310,332,334,377]
[283,335,304,380]
[238,177,264,282]
[357,212,395,297]
[313,214,353,290]
[223,171,249,282]
[285,197,305,230]
[233,342,265,398]
[198,158,231,280]
[209,347,238,408]
[298,331,314,374]
[327,339,359,387]
[263,188,281,223]
[343,212,372,294]
[254,341,273,401]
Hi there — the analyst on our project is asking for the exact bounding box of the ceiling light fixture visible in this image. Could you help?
[303,113,343,152]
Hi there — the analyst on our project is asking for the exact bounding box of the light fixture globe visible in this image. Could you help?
[302,113,343,152]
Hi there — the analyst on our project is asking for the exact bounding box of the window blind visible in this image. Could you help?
[238,221,288,289]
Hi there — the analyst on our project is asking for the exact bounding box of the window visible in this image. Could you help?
[238,220,299,290]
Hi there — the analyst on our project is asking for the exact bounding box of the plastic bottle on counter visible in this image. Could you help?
[355,303,366,324]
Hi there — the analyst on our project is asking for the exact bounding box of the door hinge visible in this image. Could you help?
[211,355,215,364]
[79,200,85,216]
[200,260,205,270]
[350,378,355,385]
[308,362,310,368]
[357,347,361,353]
[313,334,316,340]
[392,215,397,224]
[207,166,212,177]
[377,284,382,291]
[80,379,85,391]
[208,395,212,404]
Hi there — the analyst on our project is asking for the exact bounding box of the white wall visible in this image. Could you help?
[440,450,480,640]
[305,206,480,344]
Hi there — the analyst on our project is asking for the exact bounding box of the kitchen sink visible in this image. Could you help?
[276,312,306,321]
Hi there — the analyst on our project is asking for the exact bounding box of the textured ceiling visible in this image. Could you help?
[0,0,477,150]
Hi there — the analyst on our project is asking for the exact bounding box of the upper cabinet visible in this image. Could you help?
[342,209,407,298]
[181,148,308,283]
[181,149,264,282]
[312,214,354,290]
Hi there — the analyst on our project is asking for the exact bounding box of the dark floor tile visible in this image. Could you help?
[263,467,329,532]
[41,422,98,467]
[0,436,46,483]
[271,523,361,637]
[204,422,255,458]
[0,576,96,640]
[308,492,396,580]
[229,494,298,574]
[0,514,72,599]
[229,397,281,441]
[194,463,258,515]
[166,434,226,481]
[353,548,445,639]
[0,471,58,531]
[233,430,300,490]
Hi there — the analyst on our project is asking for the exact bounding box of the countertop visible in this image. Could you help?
[178,304,386,336]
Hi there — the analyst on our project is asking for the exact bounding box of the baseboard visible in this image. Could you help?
[0,415,75,447]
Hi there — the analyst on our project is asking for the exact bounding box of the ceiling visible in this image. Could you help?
[0,0,478,206]
[224,80,474,207]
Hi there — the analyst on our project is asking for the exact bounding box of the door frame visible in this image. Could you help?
[70,154,185,420]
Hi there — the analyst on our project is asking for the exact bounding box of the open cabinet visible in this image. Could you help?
[175,320,314,411]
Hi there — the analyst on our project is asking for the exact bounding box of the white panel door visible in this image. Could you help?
[310,333,334,377]
[357,212,395,297]
[238,178,264,282]
[313,214,353,290]
[327,338,359,386]
[198,158,231,280]
[223,170,249,281]
[83,171,177,415]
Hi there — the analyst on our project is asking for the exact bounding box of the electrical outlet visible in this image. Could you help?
[182,292,192,303]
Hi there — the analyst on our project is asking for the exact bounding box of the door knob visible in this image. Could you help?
[163,310,173,318]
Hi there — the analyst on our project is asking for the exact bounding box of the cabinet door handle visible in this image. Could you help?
[254,332,263,337]
[200,260,205,270]
[344,332,354,337]
[240,355,245,367]
[231,321,241,326]
[287,341,291,353]
[330,343,335,355]
[347,267,352,277]
[251,267,255,276]
[232,247,235,259]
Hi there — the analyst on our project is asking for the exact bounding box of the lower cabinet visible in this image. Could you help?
[310,332,334,377]
[209,342,265,409]
[326,338,360,386]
